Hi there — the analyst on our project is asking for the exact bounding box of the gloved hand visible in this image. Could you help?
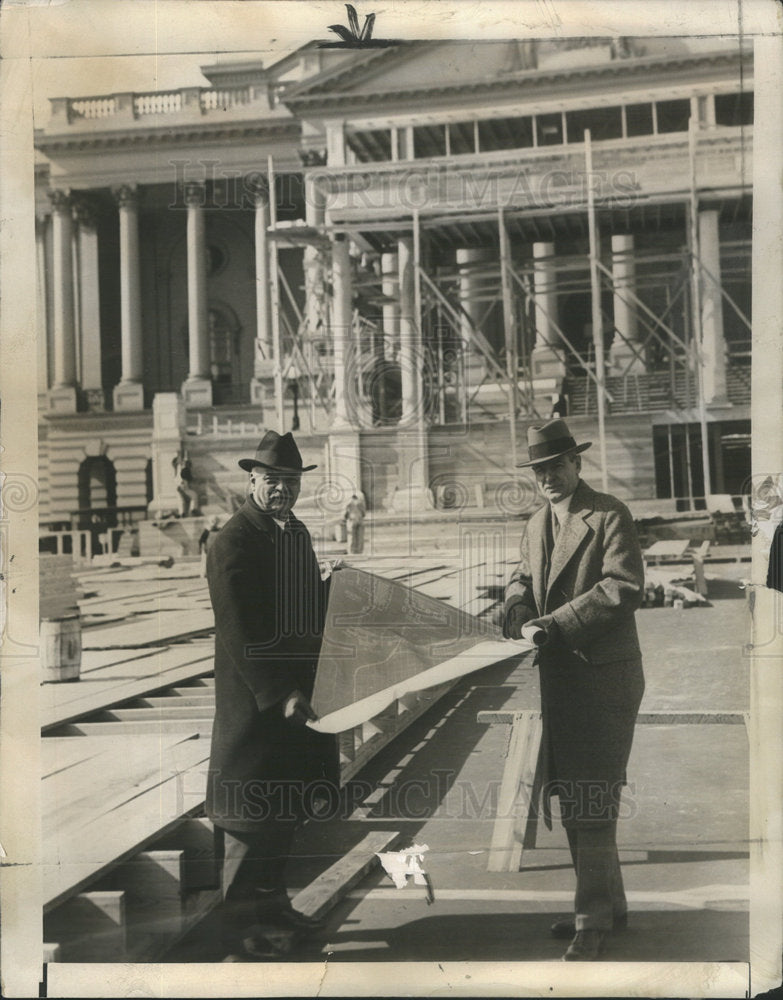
[525,615,559,646]
[282,689,318,726]
[503,602,537,640]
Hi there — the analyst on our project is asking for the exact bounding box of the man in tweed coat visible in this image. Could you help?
[503,418,645,962]
[206,431,338,960]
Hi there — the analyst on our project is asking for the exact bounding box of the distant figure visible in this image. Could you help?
[173,452,200,517]
[550,384,569,419]
[344,493,366,554]
[198,515,221,577]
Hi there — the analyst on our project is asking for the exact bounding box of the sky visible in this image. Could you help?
[2,0,764,127]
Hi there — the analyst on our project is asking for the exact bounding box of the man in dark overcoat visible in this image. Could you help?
[503,418,645,961]
[205,430,339,959]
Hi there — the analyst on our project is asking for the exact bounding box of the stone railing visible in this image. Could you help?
[51,84,270,130]
[69,96,118,119]
[134,91,183,116]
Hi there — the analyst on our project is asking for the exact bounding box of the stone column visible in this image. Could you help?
[456,247,493,405]
[146,392,186,519]
[398,236,421,425]
[330,234,354,428]
[182,181,212,408]
[48,189,78,412]
[698,209,729,405]
[388,235,432,513]
[381,252,399,354]
[250,186,272,405]
[609,234,644,374]
[71,196,104,410]
[530,241,565,379]
[111,185,145,410]
[303,152,328,337]
[36,215,50,403]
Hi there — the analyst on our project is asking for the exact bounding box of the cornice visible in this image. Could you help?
[36,119,300,155]
[283,48,753,110]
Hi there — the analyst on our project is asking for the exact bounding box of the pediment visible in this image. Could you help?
[287,40,538,99]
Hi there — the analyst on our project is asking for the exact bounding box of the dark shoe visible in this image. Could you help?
[563,929,606,961]
[551,913,627,939]
[255,890,327,934]
[224,922,301,961]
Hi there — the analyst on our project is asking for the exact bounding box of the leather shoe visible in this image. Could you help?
[551,913,627,939]
[224,922,301,961]
[255,890,327,934]
[563,929,606,961]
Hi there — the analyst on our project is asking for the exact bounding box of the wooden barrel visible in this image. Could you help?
[40,616,82,683]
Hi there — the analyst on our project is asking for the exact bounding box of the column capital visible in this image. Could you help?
[113,184,139,210]
[47,188,71,213]
[246,174,269,207]
[299,148,328,168]
[71,194,99,230]
[183,180,206,208]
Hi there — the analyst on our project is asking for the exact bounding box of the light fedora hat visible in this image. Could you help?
[238,430,317,473]
[516,418,592,468]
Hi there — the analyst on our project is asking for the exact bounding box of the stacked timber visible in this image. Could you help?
[40,553,82,683]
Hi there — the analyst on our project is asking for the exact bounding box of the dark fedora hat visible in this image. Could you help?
[516,418,591,468]
[238,430,317,473]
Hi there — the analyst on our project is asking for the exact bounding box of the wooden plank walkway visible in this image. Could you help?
[43,733,210,911]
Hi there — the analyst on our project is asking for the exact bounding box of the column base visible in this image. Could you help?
[384,484,435,514]
[48,385,78,413]
[250,377,271,407]
[113,381,145,411]
[182,377,213,408]
[147,496,182,522]
[84,388,107,412]
[327,431,362,496]
[609,344,646,375]
[530,345,566,380]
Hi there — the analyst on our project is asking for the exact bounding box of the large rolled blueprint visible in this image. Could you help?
[308,568,531,733]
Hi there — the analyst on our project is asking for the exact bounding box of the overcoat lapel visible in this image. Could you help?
[544,483,594,608]
[529,507,548,614]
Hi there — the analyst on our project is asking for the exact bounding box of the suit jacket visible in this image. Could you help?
[504,479,645,824]
[205,498,338,831]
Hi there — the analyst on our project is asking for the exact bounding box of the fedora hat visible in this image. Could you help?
[238,430,317,474]
[516,418,591,468]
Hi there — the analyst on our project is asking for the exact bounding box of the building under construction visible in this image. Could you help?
[34,35,752,544]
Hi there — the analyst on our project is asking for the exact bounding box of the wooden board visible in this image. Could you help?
[43,736,210,910]
[292,831,400,920]
[41,645,214,731]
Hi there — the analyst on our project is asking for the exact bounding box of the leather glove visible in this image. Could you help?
[282,689,318,726]
[525,615,559,646]
[503,602,537,640]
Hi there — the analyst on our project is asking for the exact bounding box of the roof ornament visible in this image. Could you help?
[326,4,379,47]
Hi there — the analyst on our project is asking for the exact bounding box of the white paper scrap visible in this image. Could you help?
[376,844,430,890]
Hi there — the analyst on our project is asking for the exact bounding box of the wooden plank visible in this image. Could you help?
[42,943,61,963]
[477,709,747,726]
[292,831,400,921]
[140,692,216,708]
[53,719,214,738]
[44,891,127,962]
[43,749,210,910]
[43,733,204,829]
[117,850,186,956]
[41,646,214,730]
[105,705,214,722]
[486,710,542,873]
[82,608,214,649]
